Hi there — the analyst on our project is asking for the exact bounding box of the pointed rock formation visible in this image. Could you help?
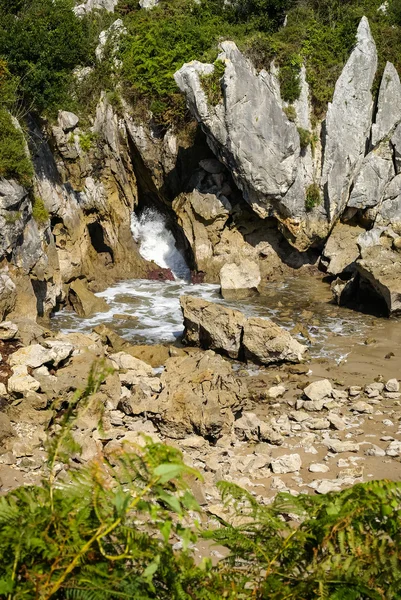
[371,62,401,146]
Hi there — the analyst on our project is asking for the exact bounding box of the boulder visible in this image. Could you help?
[347,142,394,211]
[219,260,261,300]
[322,17,377,224]
[356,244,401,315]
[271,454,301,474]
[109,351,154,376]
[152,350,247,439]
[139,0,160,8]
[9,345,53,369]
[69,279,109,317]
[303,379,332,402]
[320,223,364,276]
[58,111,79,132]
[242,317,307,365]
[7,366,40,394]
[180,295,246,359]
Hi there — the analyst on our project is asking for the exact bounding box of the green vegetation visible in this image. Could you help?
[297,127,312,150]
[0,108,33,187]
[200,59,226,106]
[305,182,321,211]
[0,364,400,599]
[3,210,22,224]
[78,131,97,153]
[283,104,297,122]
[32,196,50,224]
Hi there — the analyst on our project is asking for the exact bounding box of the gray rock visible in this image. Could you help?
[175,42,300,221]
[307,418,330,430]
[357,244,401,315]
[271,453,302,474]
[303,379,332,402]
[57,111,79,132]
[139,0,160,8]
[386,440,401,457]
[0,272,16,321]
[323,439,359,453]
[309,463,329,473]
[348,142,394,210]
[268,385,286,399]
[74,0,117,16]
[219,260,261,300]
[234,412,261,441]
[328,413,347,431]
[351,400,374,414]
[322,17,377,224]
[371,62,401,146]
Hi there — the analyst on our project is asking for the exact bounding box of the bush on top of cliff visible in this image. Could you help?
[0,0,104,116]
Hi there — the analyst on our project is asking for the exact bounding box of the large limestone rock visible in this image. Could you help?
[74,0,117,16]
[153,351,247,439]
[322,17,377,224]
[347,142,394,211]
[320,223,365,276]
[242,317,307,365]
[180,295,245,359]
[219,260,261,300]
[180,296,307,364]
[174,42,300,219]
[58,111,79,132]
[0,272,16,321]
[371,62,401,147]
[357,243,401,315]
[68,279,109,317]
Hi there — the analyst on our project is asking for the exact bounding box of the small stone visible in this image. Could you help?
[323,439,359,453]
[289,410,309,422]
[385,378,400,392]
[309,463,329,473]
[268,385,286,399]
[307,418,330,430]
[365,445,386,457]
[328,413,347,431]
[303,379,332,402]
[271,454,301,474]
[383,392,401,399]
[349,386,362,396]
[351,401,374,414]
[9,345,53,369]
[382,419,394,426]
[0,321,18,340]
[302,400,325,412]
[180,435,206,450]
[109,352,154,376]
[386,440,401,457]
[259,422,284,445]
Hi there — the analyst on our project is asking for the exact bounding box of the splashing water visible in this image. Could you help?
[131,208,190,281]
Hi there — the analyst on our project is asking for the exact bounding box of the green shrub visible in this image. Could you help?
[305,182,321,211]
[297,127,312,149]
[3,210,22,224]
[32,196,49,224]
[79,131,95,153]
[283,104,297,121]
[200,59,226,106]
[0,108,33,186]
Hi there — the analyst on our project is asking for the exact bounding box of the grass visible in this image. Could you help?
[32,196,49,224]
[200,59,226,106]
[305,182,321,211]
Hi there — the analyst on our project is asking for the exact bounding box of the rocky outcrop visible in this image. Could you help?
[320,223,365,276]
[68,279,109,317]
[371,62,401,147]
[357,241,401,315]
[74,0,117,16]
[322,17,377,224]
[180,295,307,364]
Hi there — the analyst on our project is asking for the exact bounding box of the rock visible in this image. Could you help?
[371,62,401,146]
[58,111,79,132]
[0,321,18,340]
[321,223,365,276]
[308,418,330,430]
[322,17,377,224]
[139,0,160,8]
[268,385,286,399]
[309,463,329,473]
[242,317,307,365]
[357,244,401,315]
[386,440,401,457]
[328,413,347,431]
[219,260,261,300]
[199,158,225,174]
[323,439,359,453]
[74,0,118,16]
[153,350,247,440]
[347,142,394,211]
[0,271,16,321]
[351,401,374,414]
[0,414,14,443]
[303,379,332,402]
[234,412,261,441]
[7,366,40,394]
[180,295,246,359]
[349,386,362,396]
[45,341,74,367]
[385,378,399,392]
[259,423,284,445]
[69,279,109,317]
[271,454,302,474]
[175,42,304,241]
[365,444,386,457]
[290,410,310,422]
[109,352,154,376]
[9,345,52,369]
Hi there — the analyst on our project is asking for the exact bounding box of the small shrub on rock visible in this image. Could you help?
[305,182,321,211]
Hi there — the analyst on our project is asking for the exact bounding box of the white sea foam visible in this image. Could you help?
[131,208,190,281]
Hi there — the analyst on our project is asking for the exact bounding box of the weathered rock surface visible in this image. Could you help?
[357,244,401,315]
[180,296,307,364]
[322,17,377,224]
[242,317,307,365]
[153,351,247,439]
[371,62,401,146]
[219,260,261,300]
[321,223,365,276]
[68,279,109,317]
[180,295,245,359]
